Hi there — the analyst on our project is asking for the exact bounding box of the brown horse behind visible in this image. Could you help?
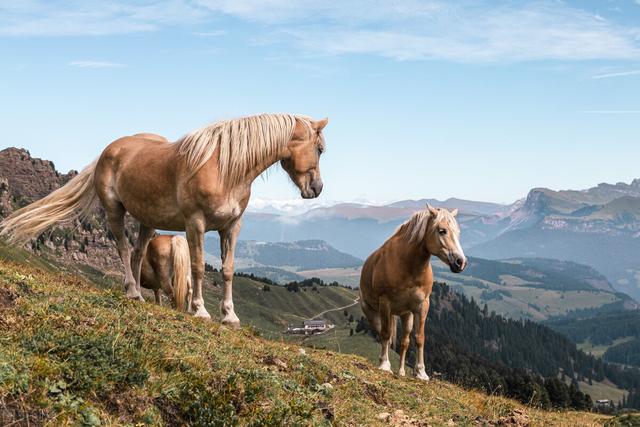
[0,113,328,327]
[140,234,192,312]
[359,206,466,380]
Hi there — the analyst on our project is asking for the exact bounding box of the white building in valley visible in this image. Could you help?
[286,319,334,335]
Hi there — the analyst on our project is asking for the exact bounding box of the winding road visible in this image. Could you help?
[307,296,360,320]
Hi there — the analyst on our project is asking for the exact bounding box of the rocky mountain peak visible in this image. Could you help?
[0,147,77,207]
[0,147,122,276]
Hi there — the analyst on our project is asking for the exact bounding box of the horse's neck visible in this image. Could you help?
[246,155,282,183]
[395,236,431,272]
[202,145,284,195]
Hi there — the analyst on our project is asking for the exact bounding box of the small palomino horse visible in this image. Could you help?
[140,234,192,312]
[0,113,328,326]
[359,205,466,380]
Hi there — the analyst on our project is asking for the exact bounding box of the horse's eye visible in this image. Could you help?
[438,229,447,235]
[317,147,323,156]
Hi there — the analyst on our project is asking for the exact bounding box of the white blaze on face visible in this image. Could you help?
[452,230,465,261]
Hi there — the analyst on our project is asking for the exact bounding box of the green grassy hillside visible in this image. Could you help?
[202,273,359,335]
[0,259,615,426]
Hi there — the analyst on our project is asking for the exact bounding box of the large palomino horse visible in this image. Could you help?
[140,234,192,312]
[359,206,466,380]
[0,113,328,326]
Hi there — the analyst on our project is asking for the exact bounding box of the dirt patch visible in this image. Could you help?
[155,396,184,426]
[0,288,17,309]
[363,381,387,405]
[495,409,530,426]
[261,355,288,371]
[0,397,49,426]
[353,361,370,371]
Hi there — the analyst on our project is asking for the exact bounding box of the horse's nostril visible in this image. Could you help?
[456,258,464,267]
[311,181,323,196]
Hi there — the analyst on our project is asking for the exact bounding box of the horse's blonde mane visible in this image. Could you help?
[177,113,314,185]
[396,207,460,243]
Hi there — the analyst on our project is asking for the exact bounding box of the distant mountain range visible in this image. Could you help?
[203,237,362,271]
[471,181,640,300]
[238,179,640,300]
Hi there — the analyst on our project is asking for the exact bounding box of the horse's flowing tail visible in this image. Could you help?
[170,235,192,312]
[0,160,98,244]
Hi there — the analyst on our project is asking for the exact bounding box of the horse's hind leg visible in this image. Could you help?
[219,220,241,327]
[398,312,414,377]
[131,224,154,294]
[154,289,161,305]
[105,203,142,300]
[378,298,393,372]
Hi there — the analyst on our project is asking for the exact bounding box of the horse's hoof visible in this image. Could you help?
[127,292,144,301]
[398,369,406,377]
[415,371,430,381]
[193,309,212,320]
[222,319,241,329]
[378,361,392,372]
[221,316,241,329]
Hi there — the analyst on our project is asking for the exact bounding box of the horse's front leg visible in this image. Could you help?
[186,218,211,319]
[378,298,393,372]
[398,312,414,376]
[413,298,430,381]
[219,220,241,328]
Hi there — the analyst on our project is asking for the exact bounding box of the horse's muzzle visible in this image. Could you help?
[449,255,467,273]
[302,180,323,199]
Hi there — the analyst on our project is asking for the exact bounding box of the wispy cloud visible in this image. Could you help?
[192,30,226,37]
[581,110,640,114]
[68,60,126,69]
[591,69,640,79]
[2,1,640,63]
[0,1,207,36]
[283,5,640,62]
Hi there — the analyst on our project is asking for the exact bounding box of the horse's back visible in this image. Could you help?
[98,135,173,169]
[131,133,168,142]
[147,235,174,260]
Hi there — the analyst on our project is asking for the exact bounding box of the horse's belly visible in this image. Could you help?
[124,201,185,231]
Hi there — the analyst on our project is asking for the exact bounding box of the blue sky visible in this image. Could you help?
[1,1,639,205]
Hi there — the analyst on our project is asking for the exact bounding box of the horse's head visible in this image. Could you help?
[425,205,467,273]
[281,117,328,199]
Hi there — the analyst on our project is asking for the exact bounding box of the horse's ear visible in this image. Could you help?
[426,203,438,216]
[451,208,459,217]
[313,117,329,131]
